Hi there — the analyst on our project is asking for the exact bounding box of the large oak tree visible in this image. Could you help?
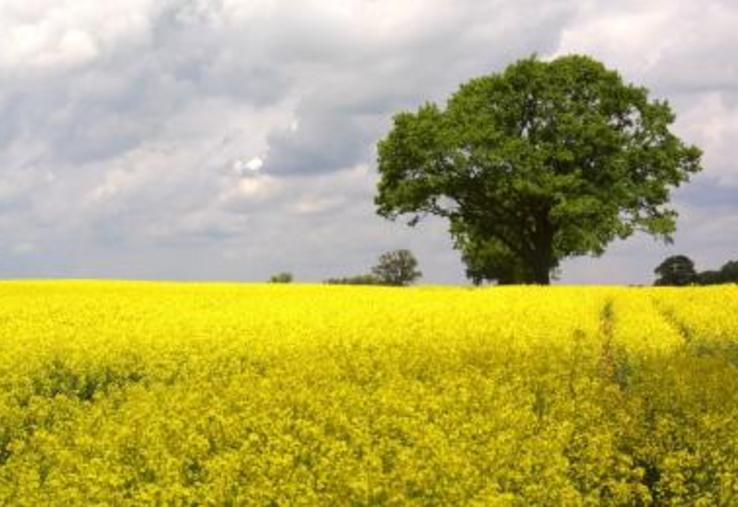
[375,55,703,284]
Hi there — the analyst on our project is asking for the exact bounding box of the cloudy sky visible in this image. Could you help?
[0,0,736,284]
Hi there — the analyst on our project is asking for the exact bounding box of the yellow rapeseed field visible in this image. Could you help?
[0,281,737,505]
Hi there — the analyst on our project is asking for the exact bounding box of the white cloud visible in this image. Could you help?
[233,157,264,174]
[555,2,672,73]
[234,176,279,199]
[0,0,155,71]
[674,93,738,186]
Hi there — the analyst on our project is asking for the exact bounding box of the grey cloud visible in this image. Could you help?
[264,111,377,175]
[675,177,738,208]
[0,1,292,168]
[262,1,573,176]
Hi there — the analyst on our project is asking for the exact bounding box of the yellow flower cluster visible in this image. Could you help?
[0,281,737,504]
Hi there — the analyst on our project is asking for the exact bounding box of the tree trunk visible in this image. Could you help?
[518,254,550,284]
[530,208,553,285]
[531,261,551,284]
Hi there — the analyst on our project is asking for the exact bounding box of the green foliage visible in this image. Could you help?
[371,249,422,286]
[697,270,723,285]
[324,274,381,285]
[719,260,738,283]
[325,250,422,286]
[455,234,531,285]
[268,272,293,283]
[375,54,703,284]
[654,255,697,286]
[656,257,738,286]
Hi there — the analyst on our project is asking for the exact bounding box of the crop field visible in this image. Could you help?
[0,282,737,504]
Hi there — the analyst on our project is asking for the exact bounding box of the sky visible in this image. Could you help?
[0,0,736,285]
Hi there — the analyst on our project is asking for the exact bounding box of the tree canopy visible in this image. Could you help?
[324,274,381,285]
[371,249,422,286]
[375,55,703,284]
[719,260,738,283]
[656,257,738,286]
[323,250,422,286]
[268,272,293,283]
[654,255,697,286]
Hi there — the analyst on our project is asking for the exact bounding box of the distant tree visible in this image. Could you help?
[375,54,702,284]
[719,260,738,283]
[654,255,697,286]
[324,274,381,285]
[371,249,422,286]
[697,270,723,285]
[269,272,293,283]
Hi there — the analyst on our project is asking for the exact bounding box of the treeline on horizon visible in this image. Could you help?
[269,250,738,287]
[270,249,422,287]
[654,255,738,286]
